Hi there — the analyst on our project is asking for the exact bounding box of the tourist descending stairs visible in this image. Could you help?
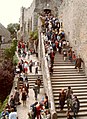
[51,52,87,119]
[18,74,43,89]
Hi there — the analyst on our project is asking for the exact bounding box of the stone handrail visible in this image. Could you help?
[38,16,57,119]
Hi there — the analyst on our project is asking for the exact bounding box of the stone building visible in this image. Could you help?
[0,23,11,43]
[19,0,61,41]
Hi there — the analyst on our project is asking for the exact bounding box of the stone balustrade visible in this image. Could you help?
[38,17,57,119]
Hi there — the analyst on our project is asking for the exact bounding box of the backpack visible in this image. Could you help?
[32,106,37,117]
[10,98,15,107]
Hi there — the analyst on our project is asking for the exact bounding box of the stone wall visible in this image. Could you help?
[58,0,87,75]
[35,0,60,15]
[20,1,36,41]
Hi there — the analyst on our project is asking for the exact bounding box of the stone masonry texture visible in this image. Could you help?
[58,0,87,75]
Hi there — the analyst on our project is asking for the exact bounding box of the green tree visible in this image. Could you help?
[7,23,20,38]
[4,38,17,60]
[29,30,38,40]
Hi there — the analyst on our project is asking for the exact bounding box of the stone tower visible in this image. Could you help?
[19,0,62,41]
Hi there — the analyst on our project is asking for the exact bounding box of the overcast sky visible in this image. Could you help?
[0,0,33,28]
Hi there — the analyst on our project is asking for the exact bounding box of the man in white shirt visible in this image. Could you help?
[9,108,18,119]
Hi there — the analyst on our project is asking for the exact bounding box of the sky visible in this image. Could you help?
[0,0,33,28]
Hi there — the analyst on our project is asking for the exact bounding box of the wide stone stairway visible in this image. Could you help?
[51,52,87,119]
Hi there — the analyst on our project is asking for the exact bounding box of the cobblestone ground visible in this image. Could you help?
[17,88,45,119]
[15,53,44,119]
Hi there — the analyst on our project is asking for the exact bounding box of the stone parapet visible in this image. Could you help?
[38,17,57,119]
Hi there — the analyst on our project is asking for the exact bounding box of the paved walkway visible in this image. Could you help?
[14,53,45,119]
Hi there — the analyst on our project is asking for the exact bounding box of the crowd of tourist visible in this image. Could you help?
[40,11,84,75]
[0,36,51,119]
[40,10,83,119]
[0,10,84,119]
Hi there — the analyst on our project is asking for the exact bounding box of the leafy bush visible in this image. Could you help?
[0,67,13,102]
[29,30,38,40]
[4,39,17,59]
[0,96,9,113]
[0,38,17,103]
[13,54,19,66]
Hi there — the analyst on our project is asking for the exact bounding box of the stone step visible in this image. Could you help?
[53,89,87,93]
[53,64,75,66]
[53,62,75,66]
[53,66,75,69]
[56,108,87,113]
[27,74,42,78]
[56,111,87,118]
[53,71,85,74]
[51,78,87,81]
[56,107,87,112]
[53,92,87,96]
[28,85,43,89]
[18,83,43,89]
[51,81,87,84]
[54,95,87,100]
[51,75,87,79]
[52,73,85,76]
[52,86,87,90]
[55,101,87,106]
[52,83,87,87]
[56,103,87,108]
[51,75,87,78]
[53,68,84,71]
[54,61,73,63]
[51,52,87,118]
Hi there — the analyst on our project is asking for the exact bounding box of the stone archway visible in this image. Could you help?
[43,8,55,16]
[44,9,51,14]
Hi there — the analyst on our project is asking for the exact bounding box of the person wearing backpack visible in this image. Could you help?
[30,102,38,119]
[9,95,16,112]
[71,96,80,119]
[66,86,73,110]
[1,108,9,119]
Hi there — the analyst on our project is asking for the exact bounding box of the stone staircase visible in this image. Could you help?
[18,74,43,89]
[51,52,87,119]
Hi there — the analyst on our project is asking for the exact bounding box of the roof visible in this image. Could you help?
[0,23,10,37]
